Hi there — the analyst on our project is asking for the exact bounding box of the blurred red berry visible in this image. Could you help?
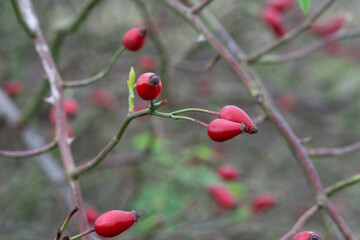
[2,80,24,98]
[123,27,147,51]
[207,184,237,209]
[137,55,156,72]
[261,7,289,37]
[49,99,80,125]
[276,93,297,111]
[86,207,100,225]
[195,76,212,96]
[268,0,294,12]
[252,193,277,213]
[217,165,240,181]
[94,210,141,238]
[310,14,346,36]
[293,231,321,240]
[90,88,115,109]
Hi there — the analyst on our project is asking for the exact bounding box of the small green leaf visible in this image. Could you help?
[128,66,135,85]
[127,67,136,113]
[298,0,311,14]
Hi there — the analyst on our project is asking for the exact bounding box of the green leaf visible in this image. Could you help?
[127,67,136,113]
[298,0,311,14]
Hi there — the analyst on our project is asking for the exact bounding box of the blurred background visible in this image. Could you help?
[1,0,360,239]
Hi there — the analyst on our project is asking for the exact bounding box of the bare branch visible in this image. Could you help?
[308,141,360,157]
[0,140,57,158]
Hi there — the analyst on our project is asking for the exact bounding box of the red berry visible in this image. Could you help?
[137,55,156,72]
[207,119,245,142]
[268,0,294,12]
[293,231,321,240]
[123,27,147,51]
[195,76,212,96]
[207,184,237,209]
[86,207,100,225]
[136,72,162,101]
[251,193,277,213]
[90,88,115,109]
[94,210,141,238]
[217,165,240,181]
[219,105,257,134]
[261,7,288,37]
[2,80,24,98]
[310,15,346,36]
[276,93,296,111]
[49,99,80,125]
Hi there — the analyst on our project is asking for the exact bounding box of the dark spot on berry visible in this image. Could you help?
[310,233,321,240]
[149,74,161,87]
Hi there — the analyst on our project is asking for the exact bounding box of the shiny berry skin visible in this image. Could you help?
[251,193,277,213]
[123,27,147,51]
[207,119,245,142]
[219,105,257,134]
[136,72,162,101]
[207,184,237,209]
[2,80,24,98]
[137,55,156,72]
[217,165,240,181]
[94,210,141,238]
[90,88,115,109]
[293,231,321,240]
[310,15,346,36]
[86,207,100,225]
[268,0,294,12]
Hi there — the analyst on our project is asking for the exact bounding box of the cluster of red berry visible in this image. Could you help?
[261,0,294,37]
[208,105,257,142]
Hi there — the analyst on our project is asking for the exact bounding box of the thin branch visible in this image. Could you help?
[60,207,79,233]
[62,46,125,88]
[308,141,360,157]
[246,0,338,63]
[260,28,360,64]
[0,140,57,158]
[326,174,360,196]
[279,204,321,240]
[10,0,34,37]
[191,0,214,14]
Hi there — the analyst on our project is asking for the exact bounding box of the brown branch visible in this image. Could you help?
[16,0,89,236]
[260,28,360,64]
[191,0,214,14]
[161,1,356,239]
[246,0,338,63]
[308,141,360,157]
[0,140,57,158]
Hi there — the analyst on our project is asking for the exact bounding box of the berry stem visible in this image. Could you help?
[171,108,219,116]
[0,140,57,158]
[69,228,95,240]
[151,111,209,128]
[60,206,80,233]
[63,46,125,88]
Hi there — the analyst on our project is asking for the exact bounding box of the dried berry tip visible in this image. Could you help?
[149,74,161,87]
[132,210,142,222]
[139,27,147,37]
[241,123,248,132]
[161,99,168,105]
[310,233,321,240]
[250,126,258,134]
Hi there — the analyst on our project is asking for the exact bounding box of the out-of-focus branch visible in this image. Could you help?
[0,140,57,158]
[16,0,90,236]
[191,0,214,14]
[62,46,125,88]
[308,141,360,157]
[260,28,360,64]
[246,0,338,63]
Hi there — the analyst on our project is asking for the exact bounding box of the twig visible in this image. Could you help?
[260,28,360,64]
[60,207,79,233]
[326,174,360,196]
[191,0,214,14]
[279,204,321,240]
[69,228,95,240]
[10,0,34,37]
[308,141,360,157]
[62,46,125,88]
[246,0,338,63]
[0,140,57,158]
